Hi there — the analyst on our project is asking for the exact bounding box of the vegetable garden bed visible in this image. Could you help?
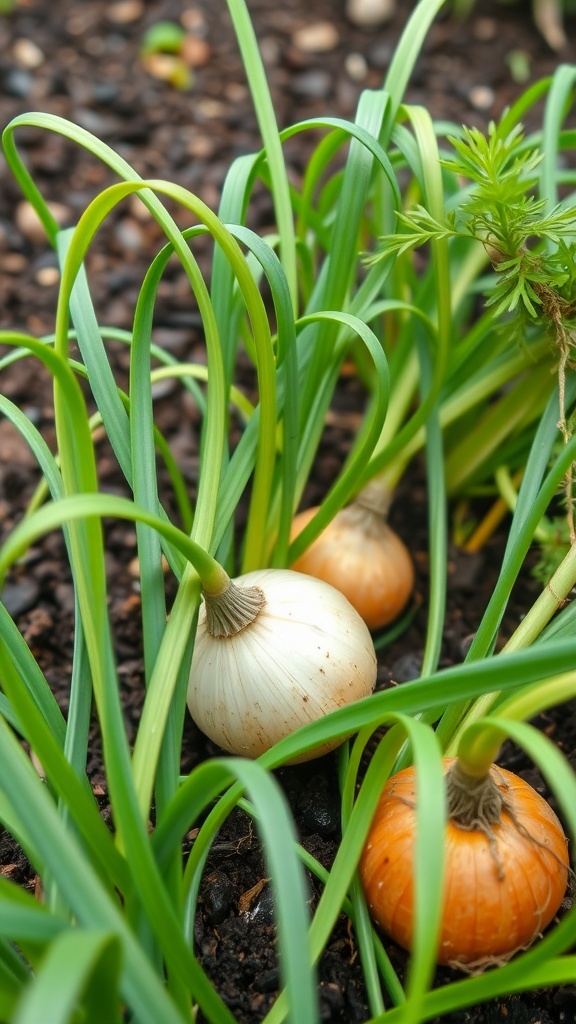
[1,1,576,1022]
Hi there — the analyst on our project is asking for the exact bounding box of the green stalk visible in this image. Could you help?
[225,0,297,311]
[381,0,448,136]
[444,370,553,495]
[445,541,576,753]
[496,671,576,724]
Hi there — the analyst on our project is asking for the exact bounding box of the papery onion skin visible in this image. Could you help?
[290,505,414,631]
[360,757,569,968]
[187,568,377,761]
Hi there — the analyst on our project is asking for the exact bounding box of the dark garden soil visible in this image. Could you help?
[1,1,576,1021]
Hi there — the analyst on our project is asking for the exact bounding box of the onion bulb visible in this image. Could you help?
[187,568,377,760]
[290,483,414,631]
[360,757,569,968]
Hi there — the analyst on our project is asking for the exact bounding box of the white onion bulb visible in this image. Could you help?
[187,568,377,760]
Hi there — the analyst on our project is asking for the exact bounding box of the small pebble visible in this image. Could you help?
[301,792,340,836]
[468,85,495,111]
[35,266,60,287]
[114,216,145,254]
[3,68,34,99]
[185,134,217,160]
[15,200,71,244]
[346,0,396,28]
[345,52,368,82]
[180,35,211,68]
[473,17,497,41]
[181,7,208,34]
[2,253,28,274]
[243,884,275,924]
[292,21,339,54]
[105,0,144,24]
[12,38,45,69]
[92,81,120,104]
[290,69,332,101]
[196,97,226,120]
[202,871,234,925]
[367,41,393,69]
[0,580,40,618]
[390,651,422,683]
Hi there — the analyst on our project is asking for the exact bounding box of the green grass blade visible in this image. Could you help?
[0,636,129,894]
[224,0,297,309]
[463,417,576,663]
[0,714,187,1023]
[287,310,389,559]
[153,755,318,1022]
[225,759,318,1024]
[381,0,448,137]
[56,231,132,475]
[13,931,123,1024]
[539,65,576,215]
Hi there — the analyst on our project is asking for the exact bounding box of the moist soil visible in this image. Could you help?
[1,1,576,1022]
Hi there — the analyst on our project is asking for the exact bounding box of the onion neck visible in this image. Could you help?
[446,759,504,831]
[341,480,393,535]
[203,577,266,637]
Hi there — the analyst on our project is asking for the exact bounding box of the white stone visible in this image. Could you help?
[346,0,396,29]
[12,38,44,68]
[15,200,71,244]
[292,21,339,53]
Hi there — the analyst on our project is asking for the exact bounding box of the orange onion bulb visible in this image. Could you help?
[290,483,414,631]
[360,757,570,969]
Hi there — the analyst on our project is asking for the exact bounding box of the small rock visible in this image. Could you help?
[468,84,495,111]
[290,70,332,101]
[181,7,208,35]
[0,580,40,619]
[390,651,422,683]
[105,0,144,24]
[300,777,340,836]
[202,871,234,925]
[15,200,72,244]
[92,81,120,104]
[12,38,45,69]
[185,134,217,160]
[346,0,396,29]
[473,17,497,41]
[180,35,211,68]
[292,21,339,54]
[35,266,60,287]
[243,883,275,924]
[3,68,34,99]
[367,41,393,68]
[114,216,145,254]
[345,52,368,82]
[2,253,27,274]
[196,97,226,119]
